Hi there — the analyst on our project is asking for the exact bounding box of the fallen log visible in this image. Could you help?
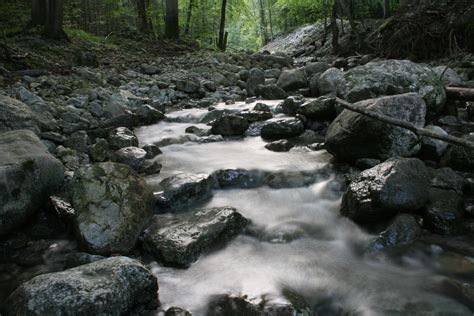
[445,87,474,101]
[334,97,474,150]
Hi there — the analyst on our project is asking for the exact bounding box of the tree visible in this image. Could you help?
[217,0,228,50]
[184,0,194,35]
[331,0,339,54]
[137,0,151,33]
[165,0,179,39]
[383,0,391,18]
[30,0,46,27]
[258,0,268,44]
[42,0,68,40]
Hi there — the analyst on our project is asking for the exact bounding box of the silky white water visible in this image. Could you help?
[135,101,473,315]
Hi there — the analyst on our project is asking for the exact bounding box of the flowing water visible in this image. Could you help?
[135,101,474,315]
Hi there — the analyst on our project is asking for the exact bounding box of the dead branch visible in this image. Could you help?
[445,87,474,101]
[334,97,474,150]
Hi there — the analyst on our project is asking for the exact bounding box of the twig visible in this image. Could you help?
[334,97,474,150]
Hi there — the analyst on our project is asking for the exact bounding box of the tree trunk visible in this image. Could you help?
[331,0,339,54]
[184,0,194,35]
[164,0,179,39]
[383,0,391,19]
[217,0,227,50]
[137,0,150,33]
[267,0,274,41]
[31,0,46,27]
[258,0,268,44]
[43,0,68,40]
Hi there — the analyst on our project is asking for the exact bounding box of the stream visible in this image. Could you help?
[135,100,474,315]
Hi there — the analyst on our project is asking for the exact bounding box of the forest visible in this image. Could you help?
[1,0,474,315]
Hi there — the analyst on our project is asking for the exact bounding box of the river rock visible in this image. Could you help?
[419,125,449,161]
[261,117,305,140]
[440,134,474,172]
[89,138,110,162]
[133,104,165,126]
[142,143,162,159]
[277,69,308,91]
[155,173,214,210]
[247,68,265,97]
[4,256,158,315]
[71,162,154,254]
[141,207,248,267]
[265,139,294,152]
[255,84,288,99]
[113,146,147,171]
[64,130,89,153]
[325,93,426,162]
[341,158,430,224]
[0,130,64,236]
[280,95,306,116]
[318,60,446,114]
[0,94,40,133]
[297,96,337,121]
[367,214,422,252]
[108,127,139,150]
[211,114,250,136]
[213,169,262,188]
[237,110,273,123]
[423,188,465,235]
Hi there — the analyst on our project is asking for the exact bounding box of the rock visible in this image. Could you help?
[255,84,288,99]
[64,131,89,153]
[354,158,381,170]
[142,144,162,159]
[261,117,305,140]
[304,62,330,77]
[65,252,105,269]
[440,134,474,172]
[155,173,214,210]
[71,162,154,254]
[108,127,139,150]
[141,64,161,75]
[325,93,426,162]
[213,169,261,188]
[0,130,64,236]
[176,79,201,94]
[165,307,192,316]
[139,160,162,175]
[297,96,336,120]
[89,138,110,162]
[433,66,463,85]
[185,125,211,137]
[279,96,306,116]
[277,69,308,92]
[430,167,465,194]
[237,110,273,123]
[319,60,446,114]
[341,158,430,224]
[141,207,247,267]
[367,214,421,252]
[0,94,40,133]
[419,125,449,161]
[253,103,271,112]
[113,147,147,171]
[265,139,294,152]
[334,57,348,68]
[133,105,165,126]
[4,256,158,315]
[264,68,282,78]
[246,68,265,97]
[211,114,250,137]
[56,146,90,170]
[423,188,465,235]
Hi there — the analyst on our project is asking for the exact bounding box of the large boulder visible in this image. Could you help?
[325,93,426,162]
[108,127,139,150]
[0,130,64,236]
[0,94,40,133]
[255,84,288,99]
[211,114,250,136]
[155,173,214,210]
[277,69,308,92]
[297,96,337,121]
[114,146,147,171]
[260,118,305,140]
[141,207,248,267]
[246,68,265,97]
[341,158,430,224]
[440,134,474,172]
[71,162,154,255]
[4,256,158,315]
[318,60,446,114]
